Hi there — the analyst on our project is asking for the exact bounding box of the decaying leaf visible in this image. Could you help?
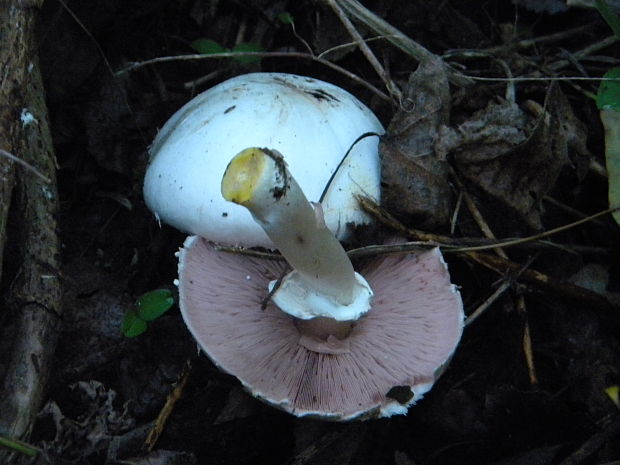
[439,84,584,231]
[380,59,453,230]
[552,83,591,180]
[38,381,134,461]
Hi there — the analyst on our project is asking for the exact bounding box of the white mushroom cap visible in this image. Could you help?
[144,73,384,248]
[177,237,464,420]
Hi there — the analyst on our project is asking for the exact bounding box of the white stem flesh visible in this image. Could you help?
[222,148,357,305]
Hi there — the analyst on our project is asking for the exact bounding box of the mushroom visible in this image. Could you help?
[144,73,464,419]
[143,72,383,248]
[176,147,464,420]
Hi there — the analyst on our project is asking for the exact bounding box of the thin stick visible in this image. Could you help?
[0,435,39,457]
[465,280,513,326]
[449,166,509,259]
[454,75,620,83]
[214,244,284,260]
[347,241,441,258]
[325,0,401,101]
[447,206,619,253]
[443,23,596,57]
[145,359,192,452]
[544,195,608,228]
[0,149,50,183]
[115,51,391,103]
[215,196,619,300]
[465,252,615,311]
[518,295,539,386]
[287,17,315,56]
[356,195,457,244]
[450,192,463,235]
[334,0,473,87]
[549,35,619,71]
[358,196,617,311]
[318,35,399,59]
[358,195,619,253]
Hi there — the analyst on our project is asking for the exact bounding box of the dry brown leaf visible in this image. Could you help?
[379,59,453,230]
[440,84,580,231]
[38,381,134,461]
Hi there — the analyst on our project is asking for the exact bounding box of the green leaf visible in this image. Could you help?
[278,12,295,25]
[122,311,148,338]
[606,385,620,409]
[597,68,620,111]
[0,435,38,457]
[231,42,264,64]
[595,0,620,39]
[190,38,228,55]
[600,108,620,225]
[136,289,174,321]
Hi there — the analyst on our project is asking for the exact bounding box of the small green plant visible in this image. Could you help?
[595,0,620,225]
[596,0,620,38]
[190,38,264,65]
[605,385,620,409]
[0,434,38,457]
[277,11,295,25]
[190,38,227,55]
[121,289,175,338]
[597,67,620,111]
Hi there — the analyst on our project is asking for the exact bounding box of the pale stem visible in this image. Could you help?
[221,147,357,305]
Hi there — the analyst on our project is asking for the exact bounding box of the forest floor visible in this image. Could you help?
[1,0,620,464]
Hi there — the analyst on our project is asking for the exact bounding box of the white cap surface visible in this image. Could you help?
[177,237,464,420]
[144,73,384,247]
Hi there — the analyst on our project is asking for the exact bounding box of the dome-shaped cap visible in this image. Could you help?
[177,237,464,420]
[144,73,384,247]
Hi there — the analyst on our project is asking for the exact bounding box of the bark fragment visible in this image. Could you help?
[0,2,62,461]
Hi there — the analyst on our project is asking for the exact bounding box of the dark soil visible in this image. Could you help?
[8,0,620,464]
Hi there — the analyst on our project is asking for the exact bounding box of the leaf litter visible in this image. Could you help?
[5,1,620,465]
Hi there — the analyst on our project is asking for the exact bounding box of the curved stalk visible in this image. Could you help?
[222,147,372,320]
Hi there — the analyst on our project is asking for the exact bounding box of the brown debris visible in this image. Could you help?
[443,84,588,232]
[379,59,453,230]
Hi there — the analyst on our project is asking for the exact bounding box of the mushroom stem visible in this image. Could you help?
[222,148,372,321]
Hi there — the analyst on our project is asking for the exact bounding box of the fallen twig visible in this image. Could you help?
[325,0,402,101]
[358,196,618,311]
[465,280,513,326]
[0,149,50,183]
[333,0,473,87]
[116,51,391,103]
[358,195,619,254]
[465,252,615,311]
[144,359,192,451]
[448,166,509,259]
[0,3,62,456]
[518,295,539,386]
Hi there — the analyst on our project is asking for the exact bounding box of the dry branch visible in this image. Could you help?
[332,0,473,87]
[0,1,62,462]
[0,1,38,283]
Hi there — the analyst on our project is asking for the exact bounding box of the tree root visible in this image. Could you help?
[0,2,62,463]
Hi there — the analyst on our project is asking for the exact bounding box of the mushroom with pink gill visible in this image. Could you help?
[144,73,464,420]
